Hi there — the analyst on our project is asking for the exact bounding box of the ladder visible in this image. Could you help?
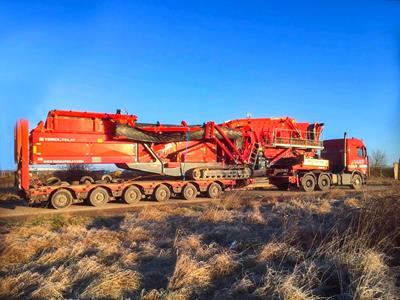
[248,142,260,168]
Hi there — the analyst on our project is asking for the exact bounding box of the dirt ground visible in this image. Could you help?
[0,183,399,300]
[0,185,386,221]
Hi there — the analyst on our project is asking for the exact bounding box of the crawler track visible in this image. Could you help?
[0,185,387,221]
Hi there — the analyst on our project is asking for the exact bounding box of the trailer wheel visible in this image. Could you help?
[301,174,316,192]
[89,187,110,207]
[351,174,363,190]
[191,169,201,180]
[317,173,331,191]
[154,184,171,202]
[123,185,142,204]
[207,182,222,199]
[182,183,197,200]
[46,177,61,186]
[51,188,73,209]
[80,176,94,185]
[101,174,113,183]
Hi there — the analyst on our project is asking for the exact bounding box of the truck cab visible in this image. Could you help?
[267,136,368,192]
[321,137,368,184]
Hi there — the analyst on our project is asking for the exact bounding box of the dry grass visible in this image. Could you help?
[344,197,362,208]
[80,268,141,299]
[174,234,204,252]
[0,187,399,299]
[125,226,152,242]
[210,251,238,277]
[137,206,170,221]
[257,242,285,262]
[247,202,267,224]
[168,253,212,290]
[199,207,234,222]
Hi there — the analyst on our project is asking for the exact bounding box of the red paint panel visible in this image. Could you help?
[15,119,30,191]
[32,141,136,164]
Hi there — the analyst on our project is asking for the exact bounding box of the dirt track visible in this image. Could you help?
[0,185,386,221]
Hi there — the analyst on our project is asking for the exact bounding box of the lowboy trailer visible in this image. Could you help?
[14,110,368,209]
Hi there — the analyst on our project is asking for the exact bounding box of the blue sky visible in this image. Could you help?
[0,0,399,169]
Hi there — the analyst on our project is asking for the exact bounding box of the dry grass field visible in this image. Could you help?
[0,186,399,299]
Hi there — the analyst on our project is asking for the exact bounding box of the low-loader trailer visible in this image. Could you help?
[14,110,368,209]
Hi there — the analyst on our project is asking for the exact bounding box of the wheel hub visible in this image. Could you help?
[57,195,67,205]
[96,193,105,202]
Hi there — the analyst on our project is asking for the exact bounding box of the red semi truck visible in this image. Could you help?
[14,110,368,209]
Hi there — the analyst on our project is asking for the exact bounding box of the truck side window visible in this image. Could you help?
[357,147,363,158]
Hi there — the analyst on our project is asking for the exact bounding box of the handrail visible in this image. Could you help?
[272,128,323,149]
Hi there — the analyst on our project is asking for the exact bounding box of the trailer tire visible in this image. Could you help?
[80,176,95,185]
[46,177,61,186]
[51,188,73,209]
[89,187,110,207]
[317,173,331,191]
[191,169,202,180]
[123,185,142,204]
[154,184,171,202]
[351,173,363,190]
[101,174,113,183]
[207,182,222,199]
[301,173,316,192]
[182,183,197,200]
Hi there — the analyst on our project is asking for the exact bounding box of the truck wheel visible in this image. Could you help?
[207,182,222,199]
[351,174,363,190]
[317,174,331,191]
[301,174,316,192]
[51,189,73,209]
[123,185,142,204]
[154,184,171,202]
[89,187,109,206]
[182,183,197,200]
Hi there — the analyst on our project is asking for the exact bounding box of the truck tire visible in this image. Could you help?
[51,188,73,209]
[317,173,331,192]
[154,184,171,202]
[207,182,222,199]
[123,185,142,204]
[351,174,363,190]
[89,187,110,207]
[301,173,316,192]
[182,183,197,200]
